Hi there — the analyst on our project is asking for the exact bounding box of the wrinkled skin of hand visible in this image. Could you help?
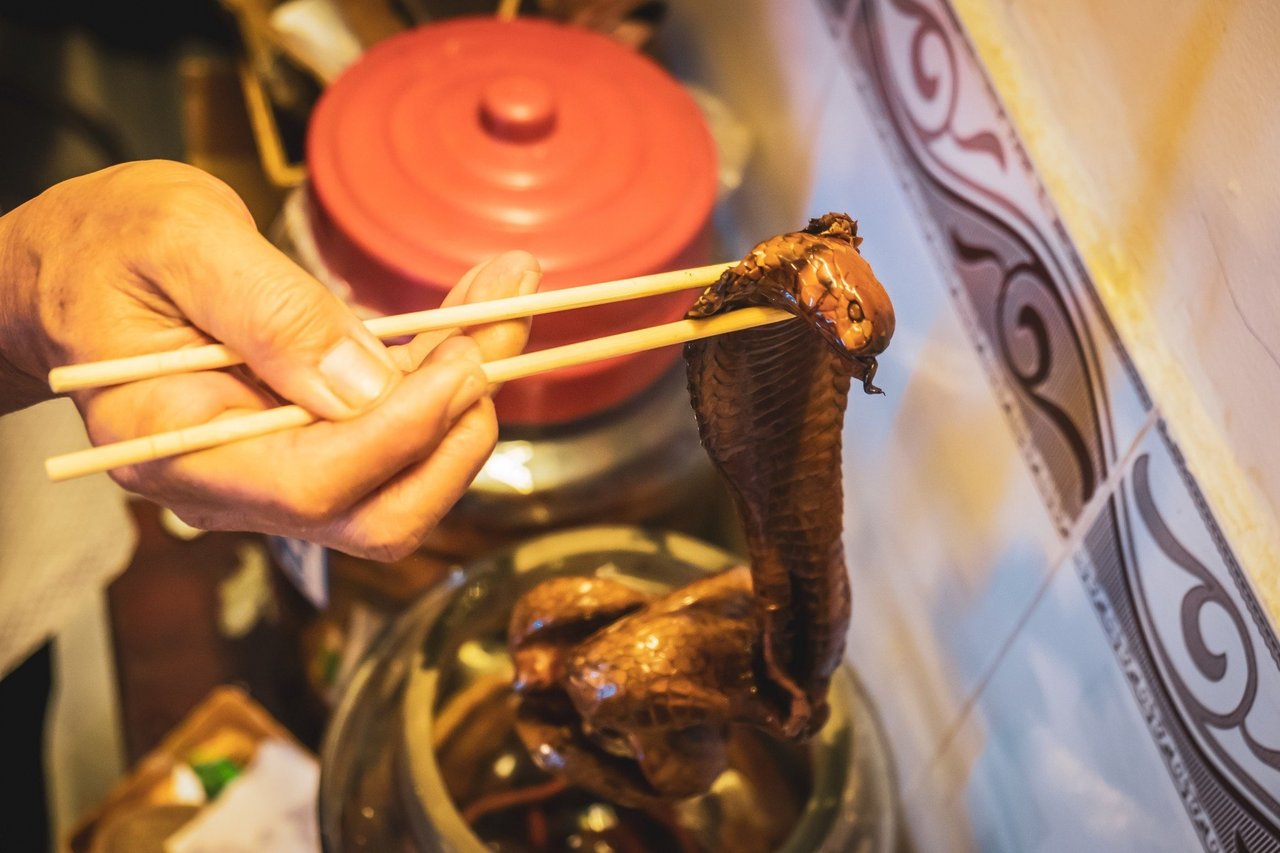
[0,160,540,560]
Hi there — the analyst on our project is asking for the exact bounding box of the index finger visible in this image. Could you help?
[398,251,541,371]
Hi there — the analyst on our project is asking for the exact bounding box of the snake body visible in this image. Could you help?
[508,213,894,807]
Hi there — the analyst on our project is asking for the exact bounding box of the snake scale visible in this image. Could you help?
[507,213,895,807]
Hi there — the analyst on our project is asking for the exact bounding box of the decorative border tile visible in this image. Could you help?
[1109,424,1280,833]
[838,0,1151,533]
[1076,425,1280,850]
[825,0,1280,847]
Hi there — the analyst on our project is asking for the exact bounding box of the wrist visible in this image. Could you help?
[0,204,55,414]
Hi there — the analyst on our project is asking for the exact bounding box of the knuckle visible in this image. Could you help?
[448,401,499,455]
[339,499,446,563]
[372,538,419,563]
[108,464,143,493]
[282,481,347,525]
[118,160,229,198]
[168,505,224,533]
[355,530,421,563]
[473,411,499,451]
[241,278,335,352]
[114,163,247,247]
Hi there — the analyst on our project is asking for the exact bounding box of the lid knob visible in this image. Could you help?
[479,75,557,142]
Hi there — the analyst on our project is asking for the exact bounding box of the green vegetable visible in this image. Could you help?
[191,757,242,800]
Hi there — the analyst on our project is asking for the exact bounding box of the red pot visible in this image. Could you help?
[306,17,718,425]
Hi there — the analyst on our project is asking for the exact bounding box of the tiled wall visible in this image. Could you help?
[662,0,1279,849]
[950,0,1280,622]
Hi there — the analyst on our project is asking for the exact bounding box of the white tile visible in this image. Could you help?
[1112,422,1280,821]
[906,559,1203,853]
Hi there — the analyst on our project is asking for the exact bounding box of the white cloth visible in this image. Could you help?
[164,739,320,853]
[0,398,137,678]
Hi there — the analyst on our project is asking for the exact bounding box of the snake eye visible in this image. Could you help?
[847,300,864,322]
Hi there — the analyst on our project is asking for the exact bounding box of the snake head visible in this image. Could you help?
[805,211,863,249]
[687,212,895,394]
[789,226,895,387]
[822,249,894,358]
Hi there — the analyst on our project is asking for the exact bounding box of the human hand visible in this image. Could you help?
[0,160,540,559]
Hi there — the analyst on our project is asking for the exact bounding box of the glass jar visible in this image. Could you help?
[318,525,898,852]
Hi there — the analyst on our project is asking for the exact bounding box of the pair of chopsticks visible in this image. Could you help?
[45,263,794,482]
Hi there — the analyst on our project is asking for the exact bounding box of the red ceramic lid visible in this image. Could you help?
[306,17,718,424]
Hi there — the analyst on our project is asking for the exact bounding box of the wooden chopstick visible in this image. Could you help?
[47,262,735,394]
[45,306,793,482]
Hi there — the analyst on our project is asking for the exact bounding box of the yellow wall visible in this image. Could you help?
[954,0,1280,617]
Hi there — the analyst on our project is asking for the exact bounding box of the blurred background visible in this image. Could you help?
[2,1,1277,851]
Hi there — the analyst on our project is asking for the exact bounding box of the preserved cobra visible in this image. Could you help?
[508,213,895,807]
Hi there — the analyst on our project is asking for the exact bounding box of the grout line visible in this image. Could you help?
[1046,405,1161,572]
[904,405,1160,802]
[902,545,1057,801]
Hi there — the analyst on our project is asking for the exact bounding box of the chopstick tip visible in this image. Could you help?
[47,368,70,393]
[45,457,72,483]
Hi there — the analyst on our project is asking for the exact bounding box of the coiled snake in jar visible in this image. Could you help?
[507,212,895,808]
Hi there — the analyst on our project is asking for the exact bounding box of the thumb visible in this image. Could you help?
[162,222,399,421]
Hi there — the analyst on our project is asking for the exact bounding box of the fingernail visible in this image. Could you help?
[319,337,396,411]
[447,370,485,420]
